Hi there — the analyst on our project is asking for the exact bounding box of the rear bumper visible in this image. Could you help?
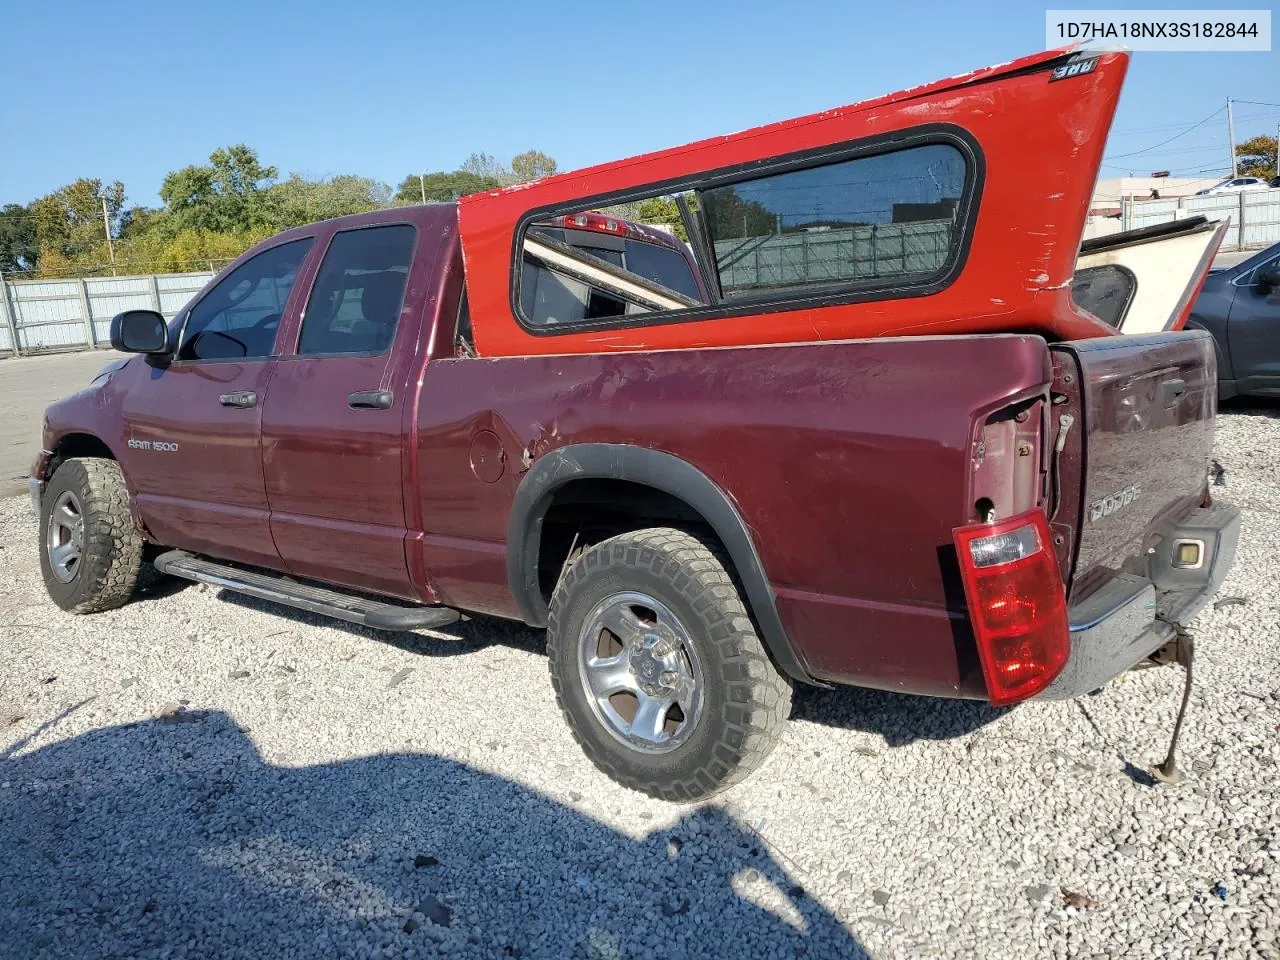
[1036,502,1241,700]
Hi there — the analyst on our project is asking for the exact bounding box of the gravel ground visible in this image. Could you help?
[1,405,1278,960]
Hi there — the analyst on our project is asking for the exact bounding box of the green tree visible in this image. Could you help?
[30,178,125,266]
[268,174,391,226]
[1236,134,1278,181]
[160,144,278,233]
[118,205,164,239]
[0,203,38,273]
[702,187,776,239]
[635,197,687,240]
[460,152,508,181]
[393,170,502,205]
[511,149,557,182]
[598,195,689,241]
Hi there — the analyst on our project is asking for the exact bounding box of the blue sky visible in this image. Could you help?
[1,0,1276,208]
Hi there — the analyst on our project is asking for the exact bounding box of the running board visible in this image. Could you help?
[152,550,461,631]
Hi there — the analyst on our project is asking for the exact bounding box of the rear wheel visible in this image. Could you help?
[38,457,143,613]
[547,527,791,801]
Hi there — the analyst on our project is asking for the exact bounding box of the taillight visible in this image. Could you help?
[953,509,1069,706]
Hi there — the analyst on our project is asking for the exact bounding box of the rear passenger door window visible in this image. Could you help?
[298,224,417,356]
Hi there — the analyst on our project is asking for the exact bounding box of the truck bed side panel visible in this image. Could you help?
[414,335,1053,698]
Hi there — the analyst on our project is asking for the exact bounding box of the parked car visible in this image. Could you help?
[1186,240,1280,400]
[30,46,1239,800]
[1195,177,1270,195]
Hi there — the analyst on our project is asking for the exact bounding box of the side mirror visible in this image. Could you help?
[1257,268,1280,293]
[110,310,169,354]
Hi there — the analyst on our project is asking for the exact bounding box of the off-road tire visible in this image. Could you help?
[547,527,791,801]
[39,457,143,614]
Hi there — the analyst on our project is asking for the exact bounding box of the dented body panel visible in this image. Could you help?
[411,334,1053,696]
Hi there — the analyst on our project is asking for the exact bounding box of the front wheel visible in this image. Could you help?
[38,457,143,614]
[547,527,791,801]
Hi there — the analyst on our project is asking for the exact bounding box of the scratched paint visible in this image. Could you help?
[458,46,1131,357]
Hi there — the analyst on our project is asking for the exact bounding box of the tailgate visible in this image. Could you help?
[1053,330,1216,597]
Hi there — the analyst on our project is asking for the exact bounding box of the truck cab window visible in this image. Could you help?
[299,224,417,356]
[178,238,313,362]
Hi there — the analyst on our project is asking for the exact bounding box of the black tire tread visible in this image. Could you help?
[42,457,143,614]
[547,527,791,801]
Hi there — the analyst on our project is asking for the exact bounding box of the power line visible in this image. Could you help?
[1108,117,1230,137]
[1104,105,1226,160]
[1105,144,1228,160]
[1234,112,1280,125]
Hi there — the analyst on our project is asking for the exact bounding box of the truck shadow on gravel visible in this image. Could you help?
[0,713,870,960]
[790,685,1004,747]
[203,591,1001,749]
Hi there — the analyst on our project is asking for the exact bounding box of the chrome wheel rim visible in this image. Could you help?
[46,490,85,584]
[577,591,704,754]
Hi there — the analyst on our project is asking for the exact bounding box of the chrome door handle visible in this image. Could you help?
[219,391,258,408]
[348,389,393,410]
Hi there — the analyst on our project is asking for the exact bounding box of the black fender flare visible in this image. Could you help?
[506,443,815,685]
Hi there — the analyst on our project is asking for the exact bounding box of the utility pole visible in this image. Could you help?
[419,173,427,205]
[100,194,116,276]
[1226,97,1238,179]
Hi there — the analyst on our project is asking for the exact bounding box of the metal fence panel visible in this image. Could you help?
[86,277,157,344]
[1123,190,1280,249]
[1241,192,1280,249]
[16,321,89,352]
[156,273,212,315]
[713,220,953,292]
[8,279,88,352]
[0,270,213,357]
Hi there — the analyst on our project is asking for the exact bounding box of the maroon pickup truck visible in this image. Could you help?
[31,48,1239,799]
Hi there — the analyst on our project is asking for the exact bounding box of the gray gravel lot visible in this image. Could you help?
[1,404,1278,959]
[0,350,126,499]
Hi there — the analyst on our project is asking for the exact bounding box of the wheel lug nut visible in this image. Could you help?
[660,671,677,686]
